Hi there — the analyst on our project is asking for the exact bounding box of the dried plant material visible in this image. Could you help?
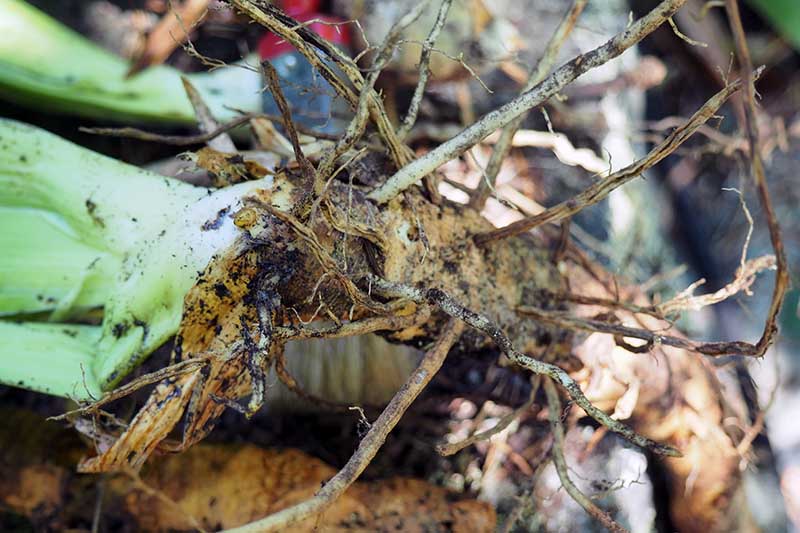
[181,76,237,153]
[562,264,757,531]
[180,147,271,187]
[0,410,494,532]
[128,0,210,76]
[396,0,454,138]
[260,61,316,188]
[78,370,204,472]
[77,243,264,472]
[250,117,295,157]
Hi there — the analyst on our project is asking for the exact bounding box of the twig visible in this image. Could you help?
[437,377,541,456]
[396,0,454,139]
[725,0,789,357]
[544,378,629,533]
[394,41,493,94]
[48,358,207,422]
[367,0,689,203]
[668,16,708,47]
[260,61,315,183]
[80,112,340,145]
[275,310,430,341]
[472,71,753,245]
[470,0,587,210]
[546,291,666,319]
[221,319,464,532]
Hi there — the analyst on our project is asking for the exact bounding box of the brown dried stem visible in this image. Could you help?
[275,310,430,341]
[260,61,315,183]
[80,113,340,145]
[545,291,666,319]
[725,0,789,357]
[521,254,776,356]
[221,319,464,533]
[470,0,587,210]
[49,358,207,422]
[518,305,753,356]
[473,71,753,245]
[544,378,629,533]
[180,77,236,153]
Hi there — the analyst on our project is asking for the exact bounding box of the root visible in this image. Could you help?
[67,2,787,530]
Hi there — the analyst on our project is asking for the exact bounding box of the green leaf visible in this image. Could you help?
[0,321,102,399]
[0,0,261,124]
[746,0,800,51]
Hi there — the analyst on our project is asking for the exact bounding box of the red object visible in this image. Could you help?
[281,0,321,17]
[258,13,350,60]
